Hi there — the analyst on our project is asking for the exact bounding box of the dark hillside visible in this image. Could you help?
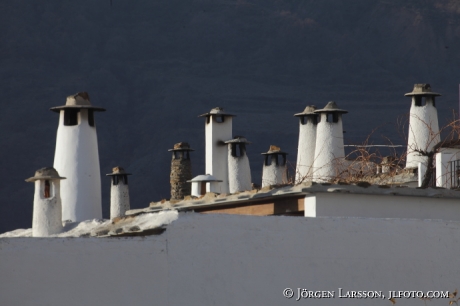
[1,0,460,232]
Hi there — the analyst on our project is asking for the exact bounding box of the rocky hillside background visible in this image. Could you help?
[1,0,460,232]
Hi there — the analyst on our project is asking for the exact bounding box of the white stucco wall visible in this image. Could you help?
[313,114,345,182]
[228,145,252,193]
[1,213,459,306]
[406,97,440,168]
[295,118,317,183]
[110,182,130,219]
[205,116,232,193]
[304,192,460,220]
[262,157,286,187]
[32,180,63,237]
[53,109,102,222]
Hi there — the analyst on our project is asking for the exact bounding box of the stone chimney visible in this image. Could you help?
[51,92,105,222]
[294,105,318,183]
[261,145,288,187]
[225,136,252,193]
[405,84,440,168]
[169,142,193,200]
[25,167,66,237]
[313,101,348,182]
[198,107,234,194]
[106,166,131,219]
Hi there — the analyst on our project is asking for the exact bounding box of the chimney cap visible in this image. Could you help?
[50,92,106,113]
[106,166,132,176]
[294,105,317,117]
[198,107,236,118]
[404,84,441,96]
[224,136,251,144]
[261,145,288,155]
[168,142,195,151]
[187,174,222,183]
[314,101,348,114]
[25,167,66,182]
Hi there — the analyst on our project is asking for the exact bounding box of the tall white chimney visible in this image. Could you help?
[313,101,348,182]
[106,166,131,219]
[294,105,318,183]
[405,84,440,168]
[26,167,66,237]
[51,92,105,222]
[225,136,252,193]
[199,107,234,193]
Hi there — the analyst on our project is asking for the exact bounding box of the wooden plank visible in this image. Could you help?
[197,195,305,216]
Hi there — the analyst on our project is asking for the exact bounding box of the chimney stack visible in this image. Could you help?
[169,142,193,200]
[106,167,131,219]
[199,107,234,193]
[312,101,347,182]
[294,105,318,183]
[26,167,66,237]
[225,136,252,193]
[261,145,288,187]
[188,174,222,197]
[51,92,105,222]
[404,84,440,168]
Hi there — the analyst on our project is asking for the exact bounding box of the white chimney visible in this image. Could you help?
[26,167,66,237]
[225,136,252,193]
[51,92,104,222]
[294,105,318,183]
[405,84,440,168]
[107,166,131,219]
[188,174,222,197]
[261,145,288,187]
[199,107,234,193]
[313,101,347,182]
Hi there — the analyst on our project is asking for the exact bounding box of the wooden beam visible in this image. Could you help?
[196,195,305,216]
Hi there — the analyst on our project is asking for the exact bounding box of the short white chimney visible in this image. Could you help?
[405,84,440,168]
[188,174,222,197]
[313,101,347,182]
[294,105,318,183]
[199,107,234,194]
[26,167,66,237]
[169,142,194,200]
[51,92,105,222]
[261,145,288,187]
[225,136,252,193]
[106,167,131,219]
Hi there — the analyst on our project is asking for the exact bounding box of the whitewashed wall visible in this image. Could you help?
[304,192,460,220]
[1,214,459,306]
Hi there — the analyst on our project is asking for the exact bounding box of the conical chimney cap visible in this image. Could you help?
[294,105,317,117]
[25,167,66,182]
[198,107,236,117]
[404,84,441,96]
[106,166,132,176]
[50,92,106,113]
[314,101,348,114]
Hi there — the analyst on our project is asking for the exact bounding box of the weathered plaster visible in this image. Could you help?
[313,114,345,181]
[228,144,252,193]
[406,97,440,168]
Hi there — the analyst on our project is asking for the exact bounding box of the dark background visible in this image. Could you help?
[1,0,460,233]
